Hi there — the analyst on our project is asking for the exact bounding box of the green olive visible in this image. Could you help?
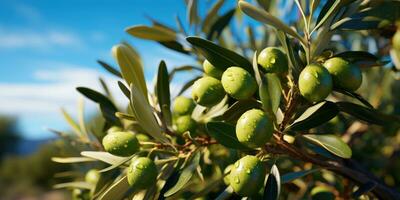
[223,164,233,185]
[324,57,362,91]
[127,157,158,190]
[174,115,197,136]
[107,126,123,134]
[203,59,224,79]
[192,76,225,107]
[229,155,266,196]
[236,109,273,148]
[221,67,257,100]
[311,186,335,200]
[257,47,288,73]
[102,131,140,157]
[72,189,90,200]
[85,169,100,185]
[172,96,196,116]
[393,30,400,50]
[298,64,333,102]
[135,133,152,149]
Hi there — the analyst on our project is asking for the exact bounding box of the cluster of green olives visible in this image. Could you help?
[100,128,158,191]
[172,96,197,136]
[298,57,363,102]
[192,47,288,107]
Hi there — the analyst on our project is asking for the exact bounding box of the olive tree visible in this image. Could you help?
[53,0,400,199]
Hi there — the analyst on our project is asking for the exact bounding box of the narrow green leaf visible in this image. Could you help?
[275,31,303,78]
[222,99,262,122]
[52,157,95,163]
[112,44,147,97]
[281,169,319,184]
[158,41,190,55]
[289,101,339,131]
[333,89,373,109]
[312,0,340,33]
[115,112,136,121]
[202,0,225,33]
[186,36,253,72]
[265,73,282,114]
[76,87,119,125]
[187,0,199,26]
[156,61,172,126]
[164,152,201,197]
[238,1,306,45]
[81,151,127,165]
[206,122,249,150]
[77,98,89,140]
[97,60,122,78]
[130,84,169,143]
[169,65,202,81]
[99,154,136,173]
[117,81,130,100]
[246,26,257,50]
[337,102,400,126]
[252,52,275,121]
[263,164,281,200]
[126,25,176,41]
[215,186,234,200]
[302,134,352,159]
[53,181,92,190]
[60,108,81,137]
[98,176,130,200]
[207,8,236,40]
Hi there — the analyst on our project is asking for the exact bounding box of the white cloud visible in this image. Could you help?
[0,29,83,49]
[13,3,42,23]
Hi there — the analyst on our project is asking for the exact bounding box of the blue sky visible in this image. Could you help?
[0,0,297,139]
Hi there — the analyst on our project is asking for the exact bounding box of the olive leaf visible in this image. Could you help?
[81,151,128,165]
[97,60,122,78]
[222,99,262,122]
[76,87,120,125]
[281,168,319,184]
[158,41,190,55]
[177,76,201,96]
[312,0,340,33]
[206,121,249,150]
[186,36,253,72]
[53,181,92,190]
[333,89,373,109]
[252,52,275,121]
[202,0,225,33]
[155,61,172,126]
[263,164,281,200]
[52,157,95,163]
[60,108,82,137]
[98,176,130,200]
[130,84,169,143]
[99,154,136,173]
[112,44,147,97]
[187,0,199,26]
[125,25,176,41]
[302,134,352,159]
[289,101,339,131]
[117,81,130,100]
[164,152,201,197]
[238,1,306,46]
[169,65,202,81]
[336,102,400,126]
[275,30,303,77]
[207,8,236,40]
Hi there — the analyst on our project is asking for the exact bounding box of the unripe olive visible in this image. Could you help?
[72,189,90,200]
[236,109,273,148]
[107,126,123,134]
[174,115,197,136]
[229,155,266,196]
[298,64,333,102]
[258,47,288,73]
[393,30,400,50]
[102,131,140,157]
[223,164,233,185]
[136,133,152,149]
[311,186,335,200]
[127,157,158,190]
[221,67,257,100]
[192,76,225,107]
[85,169,100,185]
[324,57,362,91]
[172,96,195,116]
[203,59,223,79]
